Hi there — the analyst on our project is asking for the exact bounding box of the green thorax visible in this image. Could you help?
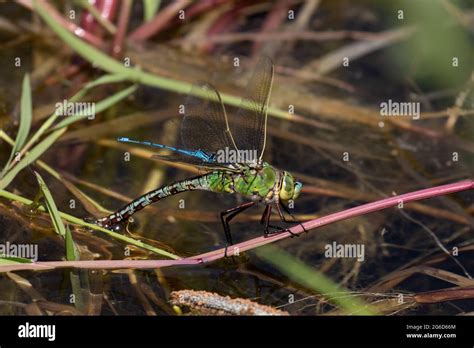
[207,162,280,203]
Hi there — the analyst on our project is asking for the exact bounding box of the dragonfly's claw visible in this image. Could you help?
[302,225,309,234]
[264,226,299,238]
[283,228,299,238]
[263,225,299,238]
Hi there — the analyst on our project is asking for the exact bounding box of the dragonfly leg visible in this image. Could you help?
[277,203,308,234]
[261,205,292,237]
[261,204,272,234]
[220,201,256,256]
[260,204,271,225]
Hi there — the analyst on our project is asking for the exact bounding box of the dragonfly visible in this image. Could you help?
[94,57,304,254]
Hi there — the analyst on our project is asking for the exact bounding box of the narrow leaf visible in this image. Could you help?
[255,245,378,315]
[65,225,79,261]
[51,85,137,130]
[0,256,33,264]
[84,73,133,90]
[1,74,32,177]
[35,171,66,237]
[143,0,161,21]
[69,271,85,310]
[17,74,32,150]
[66,223,85,310]
[0,128,65,190]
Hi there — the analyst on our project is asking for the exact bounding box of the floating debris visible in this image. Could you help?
[169,290,289,316]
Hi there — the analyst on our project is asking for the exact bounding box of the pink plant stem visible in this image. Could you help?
[0,180,472,272]
[129,0,192,42]
[100,0,119,22]
[19,0,104,47]
[186,0,229,18]
[252,0,290,56]
[81,0,100,33]
[0,259,202,273]
[112,0,132,57]
[191,179,474,262]
[81,0,118,38]
[130,0,229,44]
[202,4,245,53]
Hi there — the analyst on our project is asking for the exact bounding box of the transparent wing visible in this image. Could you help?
[151,153,241,173]
[230,57,274,161]
[180,83,238,155]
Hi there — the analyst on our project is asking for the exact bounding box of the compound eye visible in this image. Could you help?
[293,181,303,199]
[280,174,294,201]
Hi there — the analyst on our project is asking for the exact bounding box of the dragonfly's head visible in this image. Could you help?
[279,171,303,202]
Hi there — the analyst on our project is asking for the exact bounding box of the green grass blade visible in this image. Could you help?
[65,225,79,261]
[255,245,378,315]
[143,0,161,21]
[84,73,134,90]
[0,256,33,264]
[52,85,137,130]
[0,128,66,190]
[65,224,85,310]
[20,89,85,156]
[0,130,109,214]
[21,75,135,158]
[35,171,66,237]
[1,74,32,177]
[16,74,32,151]
[36,169,85,320]
[74,0,116,34]
[69,270,85,310]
